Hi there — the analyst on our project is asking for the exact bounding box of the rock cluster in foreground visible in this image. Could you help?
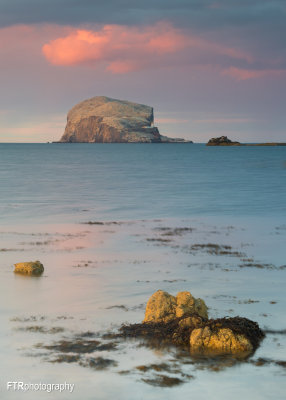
[144,290,208,322]
[120,290,264,357]
[59,96,188,143]
[14,261,44,276]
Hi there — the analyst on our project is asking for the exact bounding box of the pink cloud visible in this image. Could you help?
[106,61,136,74]
[0,23,74,71]
[0,23,72,49]
[42,22,252,73]
[223,66,286,80]
[1,23,277,81]
[42,23,189,71]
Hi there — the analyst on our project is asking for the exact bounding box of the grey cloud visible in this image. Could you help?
[1,1,286,73]
[0,1,284,28]
[0,0,208,27]
[1,0,285,59]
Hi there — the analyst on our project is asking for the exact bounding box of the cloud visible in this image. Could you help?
[0,113,66,142]
[42,23,190,72]
[0,109,11,116]
[0,23,73,65]
[193,117,255,123]
[156,118,189,123]
[1,1,286,77]
[42,22,252,73]
[0,22,279,82]
[223,66,286,80]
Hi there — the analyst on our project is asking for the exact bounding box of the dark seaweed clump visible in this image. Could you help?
[118,314,265,351]
[142,374,184,387]
[42,339,117,353]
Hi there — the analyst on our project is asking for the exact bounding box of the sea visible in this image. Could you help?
[0,143,285,399]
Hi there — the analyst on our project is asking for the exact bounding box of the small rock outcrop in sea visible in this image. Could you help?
[14,261,44,276]
[143,290,208,323]
[207,136,241,146]
[59,96,188,143]
[119,290,264,357]
[206,136,286,146]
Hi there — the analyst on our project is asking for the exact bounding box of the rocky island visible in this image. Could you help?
[207,136,286,146]
[58,96,189,143]
[207,136,241,146]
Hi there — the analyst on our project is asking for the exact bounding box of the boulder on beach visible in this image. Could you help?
[119,290,265,357]
[14,261,44,276]
[143,290,208,323]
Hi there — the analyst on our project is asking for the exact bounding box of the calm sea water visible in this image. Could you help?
[0,143,285,224]
[1,143,286,400]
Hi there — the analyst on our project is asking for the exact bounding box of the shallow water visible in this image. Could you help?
[0,144,285,399]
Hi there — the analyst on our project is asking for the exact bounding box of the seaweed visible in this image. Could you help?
[136,362,180,374]
[41,339,117,353]
[16,326,64,334]
[50,354,80,363]
[106,305,129,311]
[117,314,265,351]
[142,374,185,387]
[250,358,286,369]
[79,357,118,370]
[188,243,245,257]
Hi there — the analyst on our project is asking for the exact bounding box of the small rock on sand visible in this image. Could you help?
[14,261,44,276]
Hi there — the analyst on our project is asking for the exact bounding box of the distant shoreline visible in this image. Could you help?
[206,142,286,146]
[0,142,285,145]
[206,135,286,146]
[52,141,286,146]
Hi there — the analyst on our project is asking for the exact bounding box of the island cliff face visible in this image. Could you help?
[60,96,185,143]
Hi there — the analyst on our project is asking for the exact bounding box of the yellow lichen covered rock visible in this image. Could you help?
[143,290,177,323]
[143,290,208,323]
[176,291,195,318]
[176,291,208,319]
[190,326,253,355]
[14,261,44,276]
[123,292,264,357]
[178,315,203,329]
[193,298,208,319]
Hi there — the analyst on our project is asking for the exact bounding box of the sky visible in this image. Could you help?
[0,0,285,142]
